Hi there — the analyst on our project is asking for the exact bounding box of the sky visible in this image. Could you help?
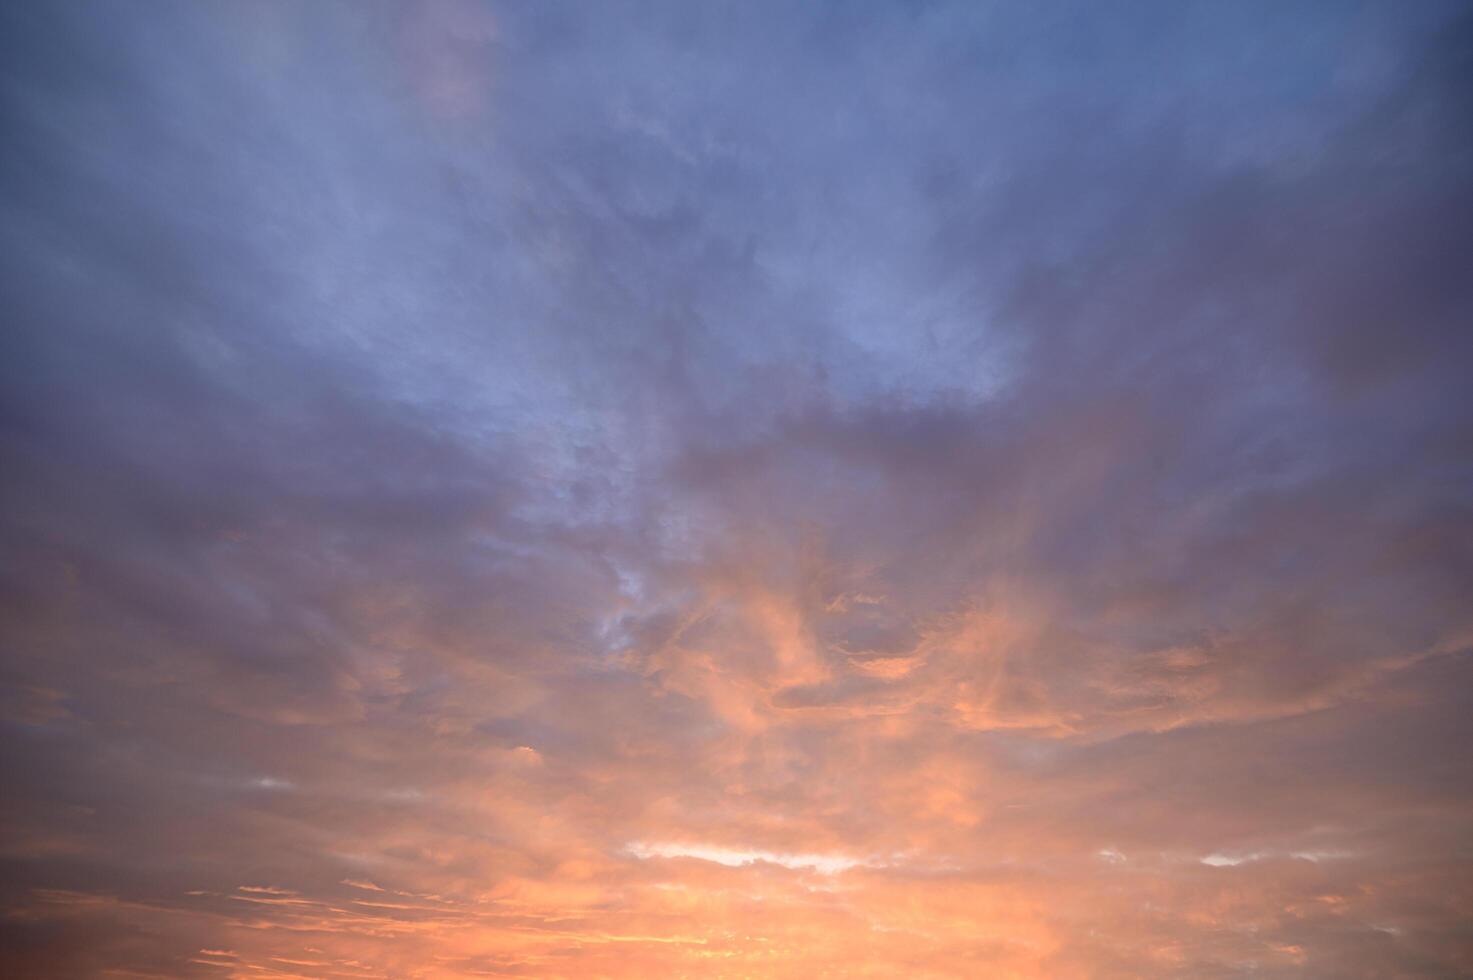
[2,1,1472,976]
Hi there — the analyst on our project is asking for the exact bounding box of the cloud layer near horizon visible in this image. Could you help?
[3,2,1472,976]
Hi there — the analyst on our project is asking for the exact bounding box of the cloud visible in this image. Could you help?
[2,0,1471,976]
[626,841,867,875]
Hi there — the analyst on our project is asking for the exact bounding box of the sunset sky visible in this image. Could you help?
[3,2,1473,977]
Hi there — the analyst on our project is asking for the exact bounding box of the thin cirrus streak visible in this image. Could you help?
[1,1,1471,977]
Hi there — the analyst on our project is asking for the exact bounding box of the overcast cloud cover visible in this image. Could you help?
[3,1,1473,976]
